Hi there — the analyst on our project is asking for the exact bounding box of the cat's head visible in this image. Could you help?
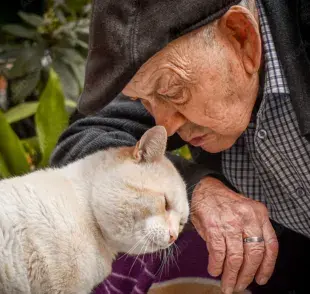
[92,126,189,255]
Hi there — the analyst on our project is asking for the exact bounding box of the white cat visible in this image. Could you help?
[0,126,189,294]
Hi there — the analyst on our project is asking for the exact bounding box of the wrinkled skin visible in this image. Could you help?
[191,178,278,293]
[122,3,279,294]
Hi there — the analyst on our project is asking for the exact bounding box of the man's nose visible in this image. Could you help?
[153,105,186,136]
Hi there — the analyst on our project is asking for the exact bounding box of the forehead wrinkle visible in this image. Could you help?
[165,49,194,83]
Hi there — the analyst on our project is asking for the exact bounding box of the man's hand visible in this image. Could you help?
[191,177,279,294]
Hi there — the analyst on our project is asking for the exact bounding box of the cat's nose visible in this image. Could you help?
[168,231,177,244]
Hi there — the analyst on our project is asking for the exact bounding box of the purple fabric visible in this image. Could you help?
[93,230,220,294]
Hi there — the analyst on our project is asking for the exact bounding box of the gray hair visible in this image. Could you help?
[202,0,257,45]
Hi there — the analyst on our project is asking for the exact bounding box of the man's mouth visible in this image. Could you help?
[188,135,207,147]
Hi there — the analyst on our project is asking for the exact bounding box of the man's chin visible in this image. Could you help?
[200,141,235,153]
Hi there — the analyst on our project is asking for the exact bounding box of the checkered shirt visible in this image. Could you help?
[222,0,310,238]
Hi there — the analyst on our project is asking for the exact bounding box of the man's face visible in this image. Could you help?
[123,6,261,153]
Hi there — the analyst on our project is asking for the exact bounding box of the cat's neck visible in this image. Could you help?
[60,150,119,260]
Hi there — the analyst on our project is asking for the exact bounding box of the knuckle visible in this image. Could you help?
[212,251,226,263]
[209,240,225,252]
[227,253,243,269]
[256,201,268,213]
[237,203,255,220]
[240,273,255,283]
[248,246,265,263]
[237,203,250,215]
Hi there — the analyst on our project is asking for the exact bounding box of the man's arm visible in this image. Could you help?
[50,94,223,197]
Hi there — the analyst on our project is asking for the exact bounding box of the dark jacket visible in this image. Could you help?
[50,0,310,196]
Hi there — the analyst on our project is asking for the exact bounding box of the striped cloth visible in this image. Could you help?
[93,231,226,294]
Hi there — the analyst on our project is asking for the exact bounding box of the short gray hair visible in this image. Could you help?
[238,0,256,14]
[202,0,257,45]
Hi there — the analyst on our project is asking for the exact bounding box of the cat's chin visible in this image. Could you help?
[119,241,171,256]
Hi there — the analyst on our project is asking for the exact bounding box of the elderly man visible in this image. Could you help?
[51,0,310,293]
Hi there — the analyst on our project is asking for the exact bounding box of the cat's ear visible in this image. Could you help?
[133,126,168,162]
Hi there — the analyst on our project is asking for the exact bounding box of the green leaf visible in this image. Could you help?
[10,70,41,104]
[52,60,80,100]
[18,11,43,27]
[0,153,11,178]
[7,46,44,79]
[22,137,40,150]
[65,0,90,12]
[54,8,67,24]
[0,110,30,175]
[75,39,88,50]
[35,68,69,167]
[4,102,39,124]
[52,47,85,64]
[65,99,77,108]
[2,24,37,40]
[51,47,85,93]
[75,26,89,35]
[68,62,85,90]
[22,137,41,168]
[173,145,192,160]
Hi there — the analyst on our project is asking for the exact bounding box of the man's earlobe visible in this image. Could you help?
[218,6,262,74]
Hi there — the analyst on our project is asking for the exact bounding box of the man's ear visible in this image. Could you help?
[133,126,168,163]
[218,5,262,74]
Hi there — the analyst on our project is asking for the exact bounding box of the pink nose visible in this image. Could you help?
[168,231,177,244]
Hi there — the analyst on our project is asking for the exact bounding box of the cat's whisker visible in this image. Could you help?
[185,180,201,192]
[118,231,151,261]
[118,239,143,261]
[157,248,169,280]
[171,245,180,272]
[150,233,155,263]
[155,249,165,277]
[141,233,152,268]
[172,242,181,259]
[128,235,150,275]
[165,248,170,276]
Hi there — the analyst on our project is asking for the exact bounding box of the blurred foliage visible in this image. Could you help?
[0,0,91,178]
[173,145,192,161]
[0,0,91,105]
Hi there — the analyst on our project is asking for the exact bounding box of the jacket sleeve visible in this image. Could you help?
[50,94,224,198]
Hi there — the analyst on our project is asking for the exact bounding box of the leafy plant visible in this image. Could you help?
[0,0,91,106]
[0,67,69,178]
[0,0,90,178]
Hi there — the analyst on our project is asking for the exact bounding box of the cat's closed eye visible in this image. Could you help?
[164,194,169,211]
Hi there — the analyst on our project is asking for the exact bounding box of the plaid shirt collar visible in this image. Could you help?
[256,0,290,95]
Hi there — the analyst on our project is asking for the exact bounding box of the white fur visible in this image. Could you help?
[0,127,189,294]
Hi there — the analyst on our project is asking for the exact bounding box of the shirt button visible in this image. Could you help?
[296,188,306,197]
[257,129,267,140]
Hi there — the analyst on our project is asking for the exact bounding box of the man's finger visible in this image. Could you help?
[221,233,244,294]
[235,221,265,292]
[255,220,279,285]
[206,230,226,277]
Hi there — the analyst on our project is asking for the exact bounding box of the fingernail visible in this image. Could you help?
[222,287,234,294]
[235,285,246,292]
[258,278,268,285]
